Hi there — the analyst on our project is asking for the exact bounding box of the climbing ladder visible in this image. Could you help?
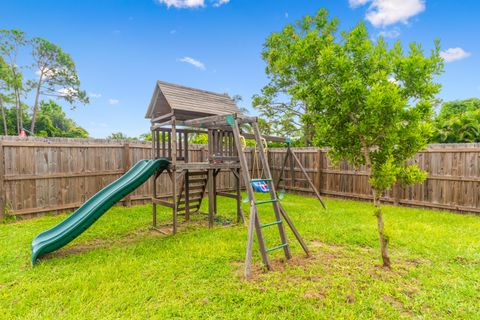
[229,116,310,278]
[177,170,209,219]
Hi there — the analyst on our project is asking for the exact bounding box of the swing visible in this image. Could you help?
[242,136,270,203]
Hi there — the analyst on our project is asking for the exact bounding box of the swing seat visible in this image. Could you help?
[251,181,270,193]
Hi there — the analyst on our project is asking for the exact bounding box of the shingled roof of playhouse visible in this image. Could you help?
[145,80,241,121]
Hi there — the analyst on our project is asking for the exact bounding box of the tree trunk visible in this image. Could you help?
[0,95,7,135]
[15,90,21,134]
[30,78,43,135]
[360,137,392,268]
[374,193,391,268]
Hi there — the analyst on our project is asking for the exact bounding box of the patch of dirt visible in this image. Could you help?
[304,289,326,300]
[384,295,415,317]
[345,293,355,304]
[38,228,154,261]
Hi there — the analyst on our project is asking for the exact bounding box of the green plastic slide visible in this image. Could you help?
[31,158,170,265]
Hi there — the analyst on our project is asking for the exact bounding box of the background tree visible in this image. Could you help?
[257,9,444,267]
[107,132,138,140]
[34,100,88,138]
[0,30,27,134]
[28,37,89,134]
[432,98,480,143]
[0,56,9,134]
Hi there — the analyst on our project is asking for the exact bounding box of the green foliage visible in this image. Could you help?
[257,9,443,195]
[107,132,138,141]
[189,133,208,144]
[437,98,480,120]
[138,133,152,141]
[0,30,89,136]
[34,100,89,138]
[0,29,27,134]
[0,100,88,137]
[432,98,480,143]
[1,196,480,318]
[29,37,89,107]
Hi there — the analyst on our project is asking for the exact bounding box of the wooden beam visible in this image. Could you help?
[150,112,174,124]
[180,114,257,128]
[217,191,237,199]
[208,169,215,228]
[290,149,327,209]
[239,131,287,143]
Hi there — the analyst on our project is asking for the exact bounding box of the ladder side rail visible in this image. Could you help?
[251,122,291,259]
[231,118,271,276]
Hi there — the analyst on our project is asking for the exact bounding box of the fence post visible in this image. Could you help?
[0,141,5,220]
[123,142,132,207]
[393,180,400,206]
[316,148,323,194]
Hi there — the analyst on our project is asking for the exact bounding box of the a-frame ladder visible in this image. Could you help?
[229,116,310,278]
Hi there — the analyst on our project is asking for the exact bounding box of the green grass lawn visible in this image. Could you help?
[1,194,480,319]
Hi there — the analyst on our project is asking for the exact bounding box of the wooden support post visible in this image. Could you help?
[290,145,295,188]
[171,118,178,234]
[152,171,159,227]
[290,149,327,209]
[393,180,400,206]
[276,147,290,190]
[185,170,190,221]
[233,168,244,223]
[208,129,213,163]
[162,131,166,157]
[184,131,189,163]
[279,204,310,256]
[0,141,5,221]
[208,169,215,228]
[317,149,323,194]
[252,122,291,260]
[123,142,132,207]
[213,169,219,215]
[171,117,177,166]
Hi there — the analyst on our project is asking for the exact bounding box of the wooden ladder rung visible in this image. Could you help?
[178,197,202,205]
[188,171,208,176]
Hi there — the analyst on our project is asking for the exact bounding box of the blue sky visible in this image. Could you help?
[1,0,479,138]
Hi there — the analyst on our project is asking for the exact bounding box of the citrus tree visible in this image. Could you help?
[256,9,444,267]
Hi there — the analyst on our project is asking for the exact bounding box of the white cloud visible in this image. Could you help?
[109,98,120,105]
[155,0,229,8]
[36,67,58,79]
[349,0,370,8]
[440,48,471,63]
[57,87,78,98]
[179,57,206,70]
[350,0,426,27]
[378,27,400,38]
[156,0,205,8]
[212,0,229,7]
[89,92,102,98]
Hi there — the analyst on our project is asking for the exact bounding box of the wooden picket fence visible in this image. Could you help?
[0,136,479,218]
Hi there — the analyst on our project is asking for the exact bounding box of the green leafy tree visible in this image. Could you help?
[28,37,89,134]
[0,30,27,134]
[0,56,9,133]
[258,9,444,267]
[437,98,480,120]
[432,98,480,143]
[138,133,152,141]
[107,132,138,140]
[34,100,88,138]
